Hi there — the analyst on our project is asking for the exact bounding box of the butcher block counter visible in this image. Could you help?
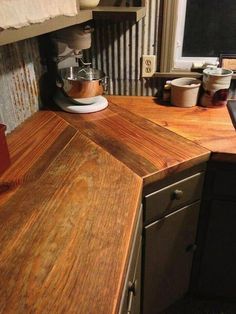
[0,96,235,313]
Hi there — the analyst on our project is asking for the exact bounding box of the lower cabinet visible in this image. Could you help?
[197,200,236,297]
[142,168,205,313]
[142,202,200,314]
[194,160,236,297]
[120,168,206,314]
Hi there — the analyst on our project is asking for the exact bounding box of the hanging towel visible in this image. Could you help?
[0,0,78,29]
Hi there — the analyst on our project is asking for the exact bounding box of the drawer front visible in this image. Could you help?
[144,172,204,223]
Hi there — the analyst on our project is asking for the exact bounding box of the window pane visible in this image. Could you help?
[182,0,236,57]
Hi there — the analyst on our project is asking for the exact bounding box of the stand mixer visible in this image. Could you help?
[51,25,108,113]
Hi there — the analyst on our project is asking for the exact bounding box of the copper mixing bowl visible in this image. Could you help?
[56,66,107,99]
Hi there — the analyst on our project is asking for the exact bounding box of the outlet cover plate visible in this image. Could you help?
[142,55,156,77]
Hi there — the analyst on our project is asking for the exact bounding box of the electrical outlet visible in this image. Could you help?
[142,55,156,77]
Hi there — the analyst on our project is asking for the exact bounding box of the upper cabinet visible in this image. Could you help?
[0,1,146,46]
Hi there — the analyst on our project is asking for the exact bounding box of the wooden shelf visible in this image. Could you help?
[0,6,146,46]
[92,6,146,22]
[0,10,92,46]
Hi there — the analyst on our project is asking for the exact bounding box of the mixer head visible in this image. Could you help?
[51,25,93,67]
[52,24,93,50]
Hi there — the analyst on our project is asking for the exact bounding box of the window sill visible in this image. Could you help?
[154,71,202,78]
[154,72,236,79]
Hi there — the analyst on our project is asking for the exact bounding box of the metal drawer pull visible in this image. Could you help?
[172,189,184,200]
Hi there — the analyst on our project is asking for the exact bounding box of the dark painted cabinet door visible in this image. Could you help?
[193,161,236,297]
[197,200,236,297]
[143,202,200,314]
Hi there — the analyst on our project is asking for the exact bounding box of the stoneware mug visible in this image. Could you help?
[200,68,233,107]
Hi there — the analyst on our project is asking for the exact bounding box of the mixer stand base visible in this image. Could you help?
[53,89,108,113]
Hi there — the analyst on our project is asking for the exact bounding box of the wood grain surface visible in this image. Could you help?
[2,95,230,314]
[1,111,76,185]
[57,102,210,186]
[0,131,142,314]
[106,96,236,154]
[0,112,76,205]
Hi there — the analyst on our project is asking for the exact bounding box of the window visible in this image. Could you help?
[160,0,236,73]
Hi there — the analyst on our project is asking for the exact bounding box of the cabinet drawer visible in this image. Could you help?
[144,172,204,223]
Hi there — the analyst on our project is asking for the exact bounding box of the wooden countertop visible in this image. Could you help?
[107,96,236,155]
[0,111,142,313]
[1,96,233,313]
[55,101,210,186]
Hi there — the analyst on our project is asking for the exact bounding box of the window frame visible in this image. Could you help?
[159,0,219,74]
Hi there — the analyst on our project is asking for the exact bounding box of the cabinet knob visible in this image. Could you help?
[172,189,184,200]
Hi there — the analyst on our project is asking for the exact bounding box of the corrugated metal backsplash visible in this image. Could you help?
[0,38,43,133]
[86,0,161,96]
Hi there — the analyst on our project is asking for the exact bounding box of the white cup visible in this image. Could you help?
[171,77,201,108]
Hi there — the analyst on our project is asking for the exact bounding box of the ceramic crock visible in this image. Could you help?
[200,68,233,107]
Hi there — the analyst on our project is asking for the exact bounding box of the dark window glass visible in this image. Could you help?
[182,0,236,57]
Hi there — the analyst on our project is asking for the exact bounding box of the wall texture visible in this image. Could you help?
[0,38,43,133]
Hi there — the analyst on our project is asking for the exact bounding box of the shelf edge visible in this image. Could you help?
[92,6,146,22]
[0,10,93,46]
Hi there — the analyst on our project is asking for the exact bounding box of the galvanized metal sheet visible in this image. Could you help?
[85,0,160,96]
[0,38,43,133]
